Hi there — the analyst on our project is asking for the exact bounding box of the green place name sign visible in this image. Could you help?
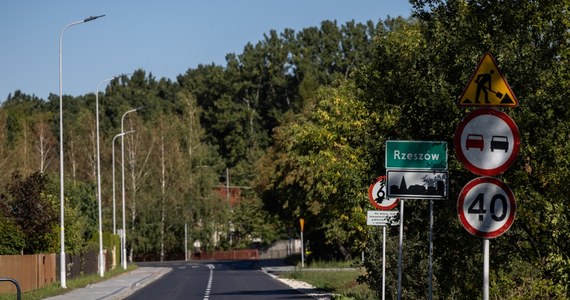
[385,140,447,170]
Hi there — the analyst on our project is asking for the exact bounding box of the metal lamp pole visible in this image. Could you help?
[58,14,105,288]
[121,107,144,269]
[112,130,134,235]
[95,77,114,277]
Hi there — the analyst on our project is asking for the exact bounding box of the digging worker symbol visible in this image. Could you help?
[458,53,518,106]
[475,69,494,104]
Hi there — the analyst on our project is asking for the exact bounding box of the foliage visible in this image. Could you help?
[353,1,570,298]
[230,194,282,249]
[0,214,25,254]
[0,19,383,260]
[0,172,58,254]
[256,83,385,260]
[1,7,569,298]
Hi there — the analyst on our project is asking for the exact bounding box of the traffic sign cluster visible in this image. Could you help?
[455,52,519,239]
[365,52,518,300]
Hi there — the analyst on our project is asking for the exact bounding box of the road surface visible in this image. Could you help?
[125,260,316,300]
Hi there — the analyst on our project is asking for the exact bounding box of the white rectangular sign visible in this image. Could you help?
[367,210,399,226]
[386,170,448,199]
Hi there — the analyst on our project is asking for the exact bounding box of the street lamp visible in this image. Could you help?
[58,14,105,288]
[112,130,134,234]
[95,76,115,277]
[121,106,144,269]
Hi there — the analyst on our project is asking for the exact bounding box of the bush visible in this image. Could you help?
[0,215,25,254]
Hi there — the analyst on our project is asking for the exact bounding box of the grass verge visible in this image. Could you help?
[280,261,377,300]
[0,264,137,300]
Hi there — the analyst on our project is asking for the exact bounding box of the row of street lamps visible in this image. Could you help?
[59,15,143,286]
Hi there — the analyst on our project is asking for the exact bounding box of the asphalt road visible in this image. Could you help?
[125,260,315,300]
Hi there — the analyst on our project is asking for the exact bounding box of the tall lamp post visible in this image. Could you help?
[121,107,144,269]
[112,130,134,235]
[58,14,104,288]
[95,77,115,277]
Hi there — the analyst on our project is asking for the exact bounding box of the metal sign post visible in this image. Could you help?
[382,225,387,300]
[483,239,490,300]
[429,199,434,299]
[397,200,404,300]
[366,210,399,300]
[300,218,305,268]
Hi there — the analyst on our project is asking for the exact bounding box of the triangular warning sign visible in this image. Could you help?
[458,53,518,107]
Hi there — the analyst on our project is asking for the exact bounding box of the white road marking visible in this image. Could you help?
[203,264,215,300]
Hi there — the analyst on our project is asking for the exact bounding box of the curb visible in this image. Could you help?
[261,267,332,300]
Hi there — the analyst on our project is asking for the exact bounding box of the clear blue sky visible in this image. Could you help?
[0,1,412,100]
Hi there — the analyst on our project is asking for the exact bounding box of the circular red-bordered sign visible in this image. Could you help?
[368,176,399,210]
[457,177,516,239]
[454,108,520,176]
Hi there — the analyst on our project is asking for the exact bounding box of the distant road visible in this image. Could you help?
[126,260,314,300]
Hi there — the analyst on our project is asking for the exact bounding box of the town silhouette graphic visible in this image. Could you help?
[389,174,446,197]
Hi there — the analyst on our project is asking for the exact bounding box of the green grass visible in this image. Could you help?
[300,258,360,268]
[0,265,137,300]
[281,262,377,300]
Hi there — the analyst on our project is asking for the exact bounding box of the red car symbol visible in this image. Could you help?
[465,134,484,151]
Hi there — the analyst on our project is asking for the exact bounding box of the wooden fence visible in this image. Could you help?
[0,249,116,295]
[190,240,302,260]
[0,254,55,294]
[196,249,259,260]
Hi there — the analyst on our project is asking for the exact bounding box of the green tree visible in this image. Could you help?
[0,172,58,253]
[0,214,25,255]
[346,1,570,297]
[256,82,389,259]
[230,193,282,249]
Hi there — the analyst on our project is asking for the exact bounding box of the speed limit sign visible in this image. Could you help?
[457,177,516,239]
[368,176,399,210]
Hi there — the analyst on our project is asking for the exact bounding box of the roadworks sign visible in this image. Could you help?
[458,53,518,107]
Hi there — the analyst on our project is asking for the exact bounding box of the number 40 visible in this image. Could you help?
[468,193,507,222]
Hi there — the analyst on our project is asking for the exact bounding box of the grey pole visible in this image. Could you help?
[382,225,387,300]
[58,14,105,288]
[429,199,434,299]
[483,239,490,300]
[112,130,134,235]
[397,200,404,300]
[185,223,188,261]
[121,107,144,269]
[96,77,114,277]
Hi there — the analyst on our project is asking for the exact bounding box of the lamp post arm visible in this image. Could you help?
[84,15,106,22]
[121,107,145,132]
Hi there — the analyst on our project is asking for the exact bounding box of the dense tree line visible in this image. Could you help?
[0,20,377,260]
[255,1,570,298]
[1,1,569,297]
